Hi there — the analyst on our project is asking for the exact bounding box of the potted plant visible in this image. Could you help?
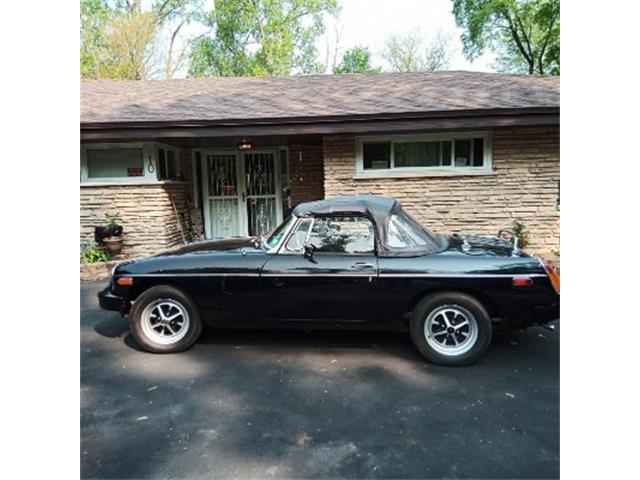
[95,212,124,255]
[80,244,110,264]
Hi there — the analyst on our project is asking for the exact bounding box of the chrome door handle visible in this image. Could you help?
[351,262,375,270]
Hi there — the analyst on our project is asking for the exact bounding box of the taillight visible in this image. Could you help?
[512,276,533,287]
[539,258,560,294]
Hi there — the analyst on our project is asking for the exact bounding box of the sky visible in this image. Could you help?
[169,0,496,77]
[320,0,495,72]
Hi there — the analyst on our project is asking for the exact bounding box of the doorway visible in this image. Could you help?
[201,150,283,239]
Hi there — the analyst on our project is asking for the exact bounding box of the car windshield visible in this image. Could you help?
[387,208,440,251]
[263,215,294,250]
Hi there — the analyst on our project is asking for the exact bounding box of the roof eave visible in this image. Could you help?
[80,107,559,141]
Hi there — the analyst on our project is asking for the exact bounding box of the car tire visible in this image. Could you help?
[129,285,202,353]
[410,292,492,366]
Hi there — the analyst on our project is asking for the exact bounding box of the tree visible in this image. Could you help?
[188,0,339,77]
[153,0,206,79]
[93,10,158,80]
[80,0,113,78]
[382,31,423,72]
[333,46,380,74]
[80,0,202,80]
[423,31,453,72]
[381,30,453,72]
[452,0,560,75]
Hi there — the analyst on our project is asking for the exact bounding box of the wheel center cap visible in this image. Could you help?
[447,327,455,334]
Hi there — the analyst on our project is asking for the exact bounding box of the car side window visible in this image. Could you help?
[387,214,432,248]
[307,216,375,254]
[284,219,313,252]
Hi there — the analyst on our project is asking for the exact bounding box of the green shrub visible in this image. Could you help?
[81,245,110,264]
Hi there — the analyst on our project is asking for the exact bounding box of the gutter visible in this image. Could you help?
[80,107,560,140]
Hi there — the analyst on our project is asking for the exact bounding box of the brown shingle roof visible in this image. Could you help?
[80,71,559,125]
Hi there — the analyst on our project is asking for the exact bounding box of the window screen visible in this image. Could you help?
[86,148,144,178]
[394,141,443,167]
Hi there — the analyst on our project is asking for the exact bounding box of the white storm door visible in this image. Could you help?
[243,151,282,237]
[203,152,244,239]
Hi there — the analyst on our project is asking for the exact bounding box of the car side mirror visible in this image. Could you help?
[303,242,315,261]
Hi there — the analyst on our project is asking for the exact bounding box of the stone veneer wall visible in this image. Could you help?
[288,143,325,206]
[322,126,560,254]
[80,146,202,259]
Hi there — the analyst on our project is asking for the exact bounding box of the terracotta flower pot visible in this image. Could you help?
[102,236,124,255]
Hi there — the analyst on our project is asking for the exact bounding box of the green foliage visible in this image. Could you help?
[104,212,122,227]
[81,246,111,264]
[452,0,560,75]
[81,0,202,79]
[333,46,380,74]
[80,0,113,78]
[81,0,157,79]
[512,220,530,248]
[188,0,338,77]
[382,30,452,72]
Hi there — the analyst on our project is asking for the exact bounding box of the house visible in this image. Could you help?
[80,71,559,258]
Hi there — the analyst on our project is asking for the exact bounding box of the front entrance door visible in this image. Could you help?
[202,150,282,239]
[244,152,280,237]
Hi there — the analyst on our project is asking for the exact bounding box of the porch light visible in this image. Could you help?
[238,138,252,150]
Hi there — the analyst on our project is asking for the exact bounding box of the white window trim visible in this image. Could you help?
[355,131,493,178]
[81,142,159,184]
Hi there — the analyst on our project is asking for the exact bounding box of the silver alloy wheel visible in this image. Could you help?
[140,298,190,345]
[424,304,479,356]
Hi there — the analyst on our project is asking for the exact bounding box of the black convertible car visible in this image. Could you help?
[99,195,559,366]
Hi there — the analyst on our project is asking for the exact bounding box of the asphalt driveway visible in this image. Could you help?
[81,281,559,479]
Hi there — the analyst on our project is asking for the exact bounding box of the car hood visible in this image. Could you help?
[447,233,526,257]
[155,237,260,256]
[114,237,267,276]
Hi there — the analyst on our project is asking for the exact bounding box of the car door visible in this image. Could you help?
[260,215,380,324]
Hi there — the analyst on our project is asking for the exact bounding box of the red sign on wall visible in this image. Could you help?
[127,167,143,177]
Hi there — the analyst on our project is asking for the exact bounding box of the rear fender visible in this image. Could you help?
[403,287,500,326]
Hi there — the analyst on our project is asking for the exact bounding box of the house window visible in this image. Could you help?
[81,143,180,184]
[358,132,492,175]
[157,146,181,180]
[394,141,450,167]
[363,142,391,169]
[86,147,144,179]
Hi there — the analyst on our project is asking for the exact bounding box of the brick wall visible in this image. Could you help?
[322,126,560,254]
[80,183,194,258]
[288,143,325,207]
[80,147,202,259]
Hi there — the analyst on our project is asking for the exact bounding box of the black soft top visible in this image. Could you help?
[293,194,396,221]
[292,195,442,256]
